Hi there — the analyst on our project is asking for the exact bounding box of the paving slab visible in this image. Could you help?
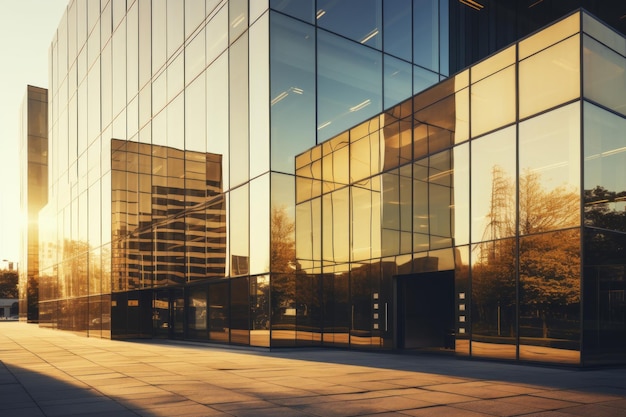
[1,322,626,417]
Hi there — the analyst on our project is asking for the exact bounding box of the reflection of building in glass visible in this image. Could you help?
[110,140,226,292]
[19,85,48,323]
[33,1,626,366]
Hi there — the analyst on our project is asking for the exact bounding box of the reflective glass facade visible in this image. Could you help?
[36,1,626,365]
[19,86,48,323]
[296,11,626,365]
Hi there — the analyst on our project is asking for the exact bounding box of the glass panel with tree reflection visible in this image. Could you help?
[471,238,517,360]
[470,126,516,243]
[519,103,580,235]
[584,102,626,233]
[519,229,580,364]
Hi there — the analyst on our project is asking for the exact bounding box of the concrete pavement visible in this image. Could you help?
[0,322,625,416]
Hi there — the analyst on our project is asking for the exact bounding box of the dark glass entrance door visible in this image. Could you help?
[396,270,455,350]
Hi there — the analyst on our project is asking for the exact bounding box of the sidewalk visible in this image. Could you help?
[0,322,625,417]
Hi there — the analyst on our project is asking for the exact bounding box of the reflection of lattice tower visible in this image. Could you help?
[482,165,512,262]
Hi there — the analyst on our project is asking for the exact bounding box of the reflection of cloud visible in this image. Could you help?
[317,121,332,130]
[585,146,626,160]
[271,87,304,106]
[350,99,371,112]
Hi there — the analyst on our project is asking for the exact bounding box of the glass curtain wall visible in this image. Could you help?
[20,86,48,323]
[295,11,626,364]
[581,14,626,365]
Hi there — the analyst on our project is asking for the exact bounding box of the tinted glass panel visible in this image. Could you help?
[471,66,515,137]
[519,229,580,364]
[187,286,208,339]
[317,31,382,142]
[413,0,439,72]
[519,103,580,235]
[584,103,626,233]
[317,0,381,49]
[270,13,315,174]
[383,0,412,61]
[384,56,413,110]
[519,35,580,120]
[583,35,626,117]
[209,282,229,342]
[471,127,516,243]
[471,238,517,360]
[270,0,314,23]
[251,276,270,347]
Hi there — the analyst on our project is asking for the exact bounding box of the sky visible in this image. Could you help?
[0,0,68,266]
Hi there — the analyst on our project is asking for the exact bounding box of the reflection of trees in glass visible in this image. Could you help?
[519,230,579,340]
[474,167,581,341]
[584,186,626,233]
[519,170,579,234]
[270,205,296,328]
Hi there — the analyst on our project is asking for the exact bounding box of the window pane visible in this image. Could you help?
[166,0,184,59]
[206,54,229,189]
[584,35,626,117]
[209,282,229,342]
[317,31,382,142]
[471,66,515,137]
[413,0,439,72]
[185,29,206,84]
[250,275,270,347]
[270,13,316,174]
[471,126,516,243]
[187,286,208,340]
[229,0,248,42]
[185,74,206,153]
[206,4,228,65]
[229,34,249,186]
[519,229,580,364]
[317,0,381,49]
[584,102,626,233]
[471,238,517,360]
[519,12,579,60]
[413,65,439,96]
[185,0,205,38]
[384,55,412,109]
[519,103,580,235]
[250,175,270,275]
[453,143,470,246]
[230,184,249,276]
[270,0,314,23]
[230,277,250,345]
[383,0,412,61]
[519,35,580,119]
[250,14,270,178]
[323,188,349,263]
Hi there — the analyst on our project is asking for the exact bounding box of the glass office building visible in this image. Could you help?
[37,0,626,365]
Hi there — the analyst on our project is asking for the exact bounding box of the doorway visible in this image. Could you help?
[396,270,455,351]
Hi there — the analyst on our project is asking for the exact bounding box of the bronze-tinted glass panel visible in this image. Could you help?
[519,103,580,235]
[519,229,580,364]
[209,281,229,342]
[471,238,517,360]
[519,35,580,120]
[471,126,516,243]
[271,272,296,347]
[471,66,516,137]
[230,277,250,345]
[230,185,249,276]
[250,275,270,347]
